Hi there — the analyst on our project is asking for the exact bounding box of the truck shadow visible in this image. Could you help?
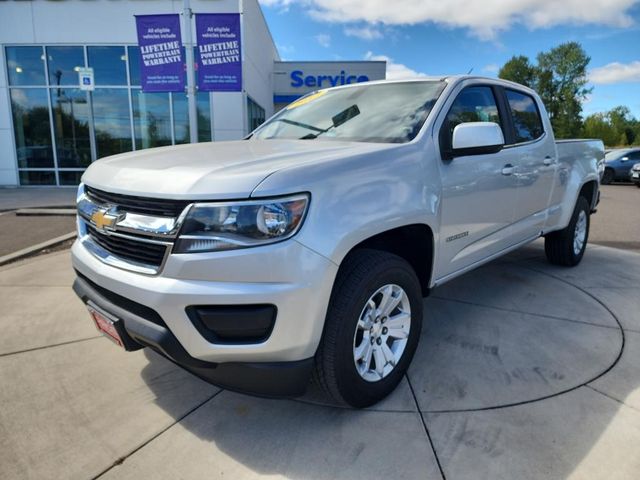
[138,241,639,479]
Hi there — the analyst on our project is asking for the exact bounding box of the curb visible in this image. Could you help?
[0,231,77,267]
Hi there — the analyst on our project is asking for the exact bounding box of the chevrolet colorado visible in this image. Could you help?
[72,76,604,407]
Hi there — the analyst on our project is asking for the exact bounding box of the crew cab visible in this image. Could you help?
[72,76,603,407]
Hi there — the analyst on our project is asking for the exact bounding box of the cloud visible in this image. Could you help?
[589,61,640,84]
[344,25,383,40]
[482,63,499,74]
[364,51,427,80]
[262,0,638,40]
[315,33,331,47]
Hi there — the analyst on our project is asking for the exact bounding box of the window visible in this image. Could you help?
[133,91,172,149]
[47,46,84,86]
[10,88,54,169]
[7,44,213,185]
[6,46,46,86]
[505,89,543,143]
[173,92,212,144]
[247,97,265,132]
[92,88,132,158]
[88,46,127,85]
[51,88,91,167]
[441,86,501,151]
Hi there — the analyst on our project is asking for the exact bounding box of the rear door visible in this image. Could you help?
[434,83,520,280]
[502,88,557,241]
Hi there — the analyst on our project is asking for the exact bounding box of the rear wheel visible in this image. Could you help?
[314,249,423,408]
[544,196,590,266]
[601,169,614,185]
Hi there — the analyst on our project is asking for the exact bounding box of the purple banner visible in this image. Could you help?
[135,14,185,92]
[196,13,242,92]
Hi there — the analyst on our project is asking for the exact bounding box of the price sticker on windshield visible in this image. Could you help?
[287,90,327,110]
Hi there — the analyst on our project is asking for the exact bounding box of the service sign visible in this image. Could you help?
[135,14,185,92]
[195,13,242,92]
[77,67,94,91]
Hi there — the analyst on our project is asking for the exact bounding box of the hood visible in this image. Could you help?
[82,140,389,199]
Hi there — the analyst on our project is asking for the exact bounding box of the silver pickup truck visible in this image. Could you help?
[72,76,604,407]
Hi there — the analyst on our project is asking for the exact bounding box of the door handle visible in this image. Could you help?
[543,156,553,166]
[502,164,515,176]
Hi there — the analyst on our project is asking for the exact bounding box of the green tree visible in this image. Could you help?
[536,42,592,138]
[583,113,618,146]
[498,55,536,88]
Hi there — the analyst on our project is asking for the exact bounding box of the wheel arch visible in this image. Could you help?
[338,224,435,297]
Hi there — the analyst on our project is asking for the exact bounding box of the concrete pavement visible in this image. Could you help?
[0,187,76,211]
[1,240,639,479]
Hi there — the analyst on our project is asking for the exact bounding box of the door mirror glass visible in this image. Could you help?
[451,122,504,157]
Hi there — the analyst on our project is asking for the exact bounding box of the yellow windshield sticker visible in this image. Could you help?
[286,90,327,110]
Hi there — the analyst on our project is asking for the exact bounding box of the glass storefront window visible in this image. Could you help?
[128,46,141,85]
[92,89,132,158]
[51,89,91,168]
[88,46,127,85]
[173,92,212,144]
[47,46,84,86]
[19,171,56,186]
[247,97,265,132]
[6,46,46,86]
[58,171,84,185]
[10,88,54,168]
[133,91,172,149]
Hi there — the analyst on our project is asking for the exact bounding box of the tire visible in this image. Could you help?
[636,183,640,189]
[313,249,423,408]
[601,169,614,185]
[544,196,590,266]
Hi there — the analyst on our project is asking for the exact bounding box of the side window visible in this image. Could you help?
[627,151,640,161]
[505,89,544,143]
[442,86,501,151]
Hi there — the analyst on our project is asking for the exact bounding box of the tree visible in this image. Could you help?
[583,106,640,147]
[536,42,592,138]
[498,55,536,88]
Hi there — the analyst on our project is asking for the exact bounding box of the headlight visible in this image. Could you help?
[174,194,309,253]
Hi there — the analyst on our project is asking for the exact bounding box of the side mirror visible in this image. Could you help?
[450,122,505,158]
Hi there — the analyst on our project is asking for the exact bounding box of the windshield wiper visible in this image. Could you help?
[274,118,326,133]
[299,105,361,140]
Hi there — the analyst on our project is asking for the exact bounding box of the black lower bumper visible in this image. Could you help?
[72,274,313,398]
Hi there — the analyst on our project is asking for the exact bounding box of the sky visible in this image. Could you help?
[259,0,640,118]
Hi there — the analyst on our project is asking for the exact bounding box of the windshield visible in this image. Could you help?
[252,81,446,143]
[605,150,632,161]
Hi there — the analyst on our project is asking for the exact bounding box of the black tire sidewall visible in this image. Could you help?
[566,196,590,264]
[330,256,423,407]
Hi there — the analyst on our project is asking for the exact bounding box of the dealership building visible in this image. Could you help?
[0,0,385,187]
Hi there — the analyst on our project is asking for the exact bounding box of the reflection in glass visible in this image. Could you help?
[10,88,54,168]
[6,46,46,86]
[88,46,127,85]
[173,92,212,144]
[247,97,265,132]
[133,91,172,149]
[19,171,56,186]
[92,89,132,158]
[51,88,91,167]
[128,46,141,85]
[47,46,84,86]
[58,171,84,185]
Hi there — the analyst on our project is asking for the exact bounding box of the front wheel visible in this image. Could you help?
[601,169,614,185]
[314,249,423,408]
[544,196,590,266]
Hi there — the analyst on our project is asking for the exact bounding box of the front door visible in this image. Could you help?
[435,85,520,280]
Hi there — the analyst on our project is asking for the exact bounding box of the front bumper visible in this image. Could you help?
[71,237,338,394]
[73,274,314,396]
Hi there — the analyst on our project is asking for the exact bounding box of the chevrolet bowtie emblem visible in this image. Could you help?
[91,209,120,231]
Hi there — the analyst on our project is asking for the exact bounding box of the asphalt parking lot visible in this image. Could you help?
[0,184,639,479]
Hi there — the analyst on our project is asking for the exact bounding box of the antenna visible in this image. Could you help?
[467,67,474,74]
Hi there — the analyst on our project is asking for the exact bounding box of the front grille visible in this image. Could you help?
[85,186,190,217]
[87,224,167,267]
